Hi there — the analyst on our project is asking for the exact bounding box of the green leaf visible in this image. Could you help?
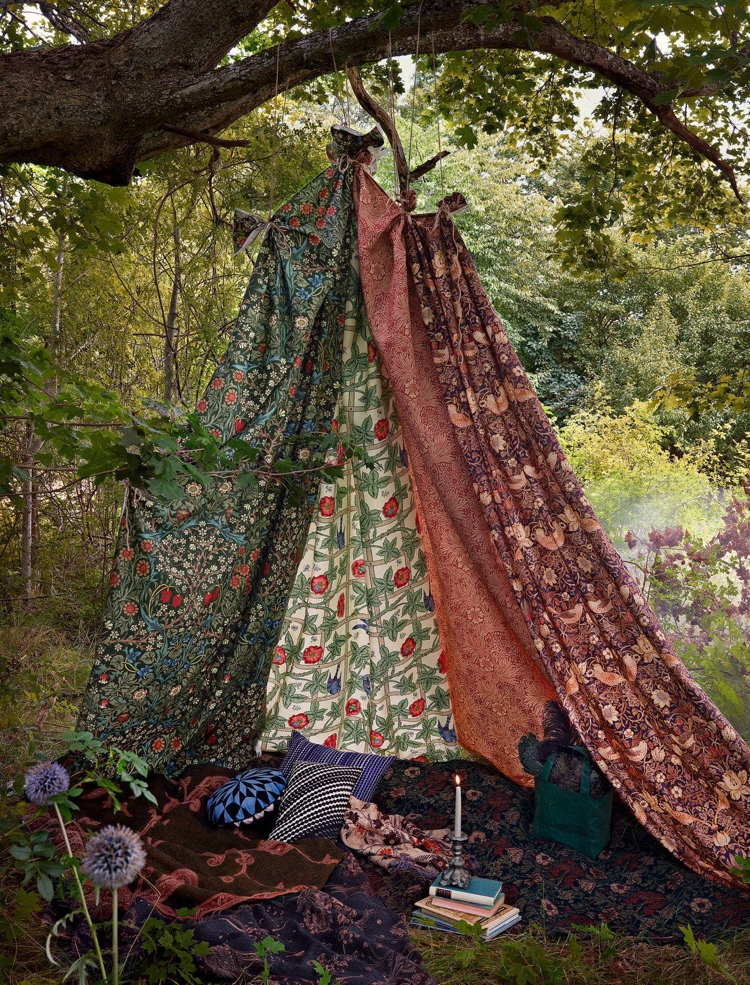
[36,872,54,902]
[650,87,683,106]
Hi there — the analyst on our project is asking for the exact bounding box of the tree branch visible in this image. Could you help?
[160,124,255,149]
[346,66,410,195]
[0,0,740,198]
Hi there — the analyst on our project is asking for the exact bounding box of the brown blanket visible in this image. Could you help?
[41,765,343,919]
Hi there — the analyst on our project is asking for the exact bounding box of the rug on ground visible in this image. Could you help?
[42,762,436,985]
[365,759,750,941]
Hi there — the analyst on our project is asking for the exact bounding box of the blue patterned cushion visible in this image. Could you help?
[279,731,395,802]
[206,768,287,827]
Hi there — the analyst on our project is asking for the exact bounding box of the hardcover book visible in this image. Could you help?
[411,908,521,940]
[415,898,519,933]
[428,874,504,907]
[425,894,506,919]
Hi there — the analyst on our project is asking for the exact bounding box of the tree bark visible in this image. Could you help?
[0,0,738,196]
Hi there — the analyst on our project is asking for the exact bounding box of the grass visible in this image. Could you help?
[1,609,749,985]
[412,924,750,984]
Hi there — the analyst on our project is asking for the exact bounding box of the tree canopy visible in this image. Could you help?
[1,0,750,210]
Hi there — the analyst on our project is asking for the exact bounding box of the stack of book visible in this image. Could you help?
[411,876,521,941]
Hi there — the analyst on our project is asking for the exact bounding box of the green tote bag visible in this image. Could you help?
[533,745,613,859]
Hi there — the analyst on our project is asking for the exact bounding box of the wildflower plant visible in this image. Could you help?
[23,761,108,982]
[81,825,147,985]
[6,732,157,984]
[24,762,71,805]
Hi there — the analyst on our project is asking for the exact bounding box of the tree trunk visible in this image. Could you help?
[21,226,67,601]
[20,421,42,602]
[51,228,65,359]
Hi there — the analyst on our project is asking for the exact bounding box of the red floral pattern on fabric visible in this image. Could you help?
[354,169,554,787]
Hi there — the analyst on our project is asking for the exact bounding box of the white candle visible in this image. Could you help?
[454,774,462,837]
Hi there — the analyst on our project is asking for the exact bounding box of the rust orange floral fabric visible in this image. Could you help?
[353,170,556,787]
[354,167,750,890]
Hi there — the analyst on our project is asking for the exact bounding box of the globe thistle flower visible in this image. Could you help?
[24,762,70,805]
[81,825,147,889]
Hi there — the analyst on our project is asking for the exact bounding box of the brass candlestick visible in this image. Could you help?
[438,831,471,889]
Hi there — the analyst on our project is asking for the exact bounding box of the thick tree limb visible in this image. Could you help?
[0,0,740,197]
[409,151,450,183]
[345,66,450,205]
[160,124,255,150]
[346,66,410,195]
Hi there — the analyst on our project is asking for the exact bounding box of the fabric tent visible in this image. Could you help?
[78,127,750,890]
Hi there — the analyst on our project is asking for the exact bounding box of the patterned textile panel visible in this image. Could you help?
[263,303,458,759]
[353,169,554,786]
[354,165,750,889]
[76,154,361,774]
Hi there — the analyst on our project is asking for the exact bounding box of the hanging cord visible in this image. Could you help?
[254,45,291,252]
[344,62,352,126]
[431,34,446,202]
[429,35,462,317]
[406,1,423,197]
[267,43,288,222]
[329,29,349,126]
[387,32,399,199]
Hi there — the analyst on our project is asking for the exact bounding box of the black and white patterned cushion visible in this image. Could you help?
[269,761,363,843]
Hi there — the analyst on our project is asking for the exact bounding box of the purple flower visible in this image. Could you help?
[24,762,70,805]
[81,825,147,889]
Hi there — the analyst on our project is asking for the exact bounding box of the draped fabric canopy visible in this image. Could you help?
[79,130,750,889]
[77,141,362,770]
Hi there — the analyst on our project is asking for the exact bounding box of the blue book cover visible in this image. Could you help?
[429,875,504,905]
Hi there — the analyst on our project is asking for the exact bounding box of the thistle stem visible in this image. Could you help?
[112,886,119,985]
[53,803,108,983]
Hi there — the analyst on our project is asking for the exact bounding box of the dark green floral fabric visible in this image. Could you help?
[77,159,359,775]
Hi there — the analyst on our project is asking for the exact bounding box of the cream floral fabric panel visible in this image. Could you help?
[263,299,457,759]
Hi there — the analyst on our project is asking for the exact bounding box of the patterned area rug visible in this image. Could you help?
[366,759,750,941]
[50,762,436,985]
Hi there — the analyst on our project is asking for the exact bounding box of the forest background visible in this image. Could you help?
[2,28,750,982]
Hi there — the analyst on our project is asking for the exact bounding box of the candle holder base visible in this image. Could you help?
[438,832,471,889]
